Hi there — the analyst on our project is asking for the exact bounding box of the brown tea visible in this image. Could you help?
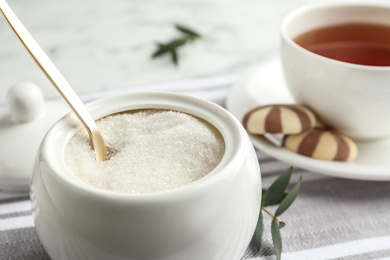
[294,23,390,66]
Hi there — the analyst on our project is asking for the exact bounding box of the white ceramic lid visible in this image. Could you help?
[0,82,69,192]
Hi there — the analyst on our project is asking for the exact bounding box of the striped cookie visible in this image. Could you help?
[243,105,316,134]
[283,128,358,162]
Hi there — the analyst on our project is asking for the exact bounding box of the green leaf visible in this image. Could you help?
[175,24,201,38]
[170,49,178,65]
[271,219,282,260]
[262,189,288,206]
[275,176,302,217]
[151,24,201,66]
[151,44,171,58]
[262,167,293,207]
[167,38,186,49]
[255,210,263,250]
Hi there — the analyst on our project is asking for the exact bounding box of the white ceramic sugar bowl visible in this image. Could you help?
[31,92,261,260]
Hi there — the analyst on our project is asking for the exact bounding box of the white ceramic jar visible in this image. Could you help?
[31,92,261,260]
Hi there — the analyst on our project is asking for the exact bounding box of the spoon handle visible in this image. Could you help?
[0,0,108,161]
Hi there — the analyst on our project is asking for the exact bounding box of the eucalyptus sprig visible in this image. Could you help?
[256,167,302,260]
[151,24,201,66]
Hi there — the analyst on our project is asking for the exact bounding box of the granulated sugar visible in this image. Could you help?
[64,109,225,194]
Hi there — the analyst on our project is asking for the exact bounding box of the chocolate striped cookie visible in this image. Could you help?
[243,105,316,134]
[283,128,358,161]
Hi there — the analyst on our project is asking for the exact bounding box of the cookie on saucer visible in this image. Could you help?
[243,104,316,135]
[283,128,358,162]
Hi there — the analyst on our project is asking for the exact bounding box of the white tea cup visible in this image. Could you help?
[30,92,261,260]
[281,1,390,140]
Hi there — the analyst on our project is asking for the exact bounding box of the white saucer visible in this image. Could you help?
[226,57,390,181]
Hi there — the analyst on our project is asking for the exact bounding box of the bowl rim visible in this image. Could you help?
[39,91,248,201]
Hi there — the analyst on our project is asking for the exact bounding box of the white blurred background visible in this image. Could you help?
[0,0,329,103]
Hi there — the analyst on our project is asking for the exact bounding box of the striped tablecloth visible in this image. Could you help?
[1,75,390,260]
